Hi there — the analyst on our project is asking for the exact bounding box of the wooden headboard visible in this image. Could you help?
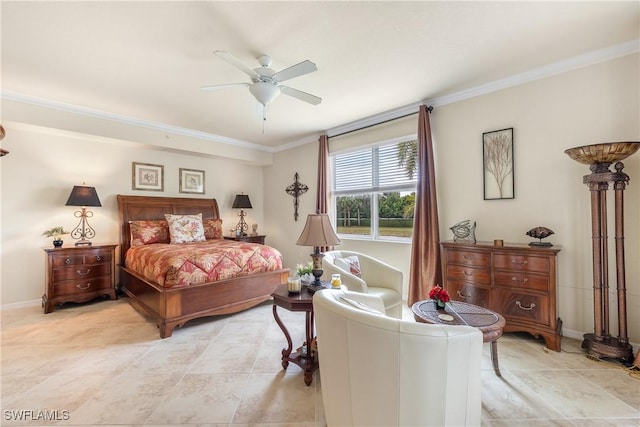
[117,195,220,264]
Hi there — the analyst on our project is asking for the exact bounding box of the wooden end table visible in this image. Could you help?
[43,244,117,313]
[412,300,506,376]
[224,235,266,244]
[271,283,319,386]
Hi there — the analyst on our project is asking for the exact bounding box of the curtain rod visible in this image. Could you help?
[329,105,433,139]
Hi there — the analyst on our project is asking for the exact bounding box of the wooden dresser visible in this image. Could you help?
[441,241,561,351]
[43,244,117,313]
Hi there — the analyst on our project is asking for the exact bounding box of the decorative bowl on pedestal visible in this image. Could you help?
[564,142,640,171]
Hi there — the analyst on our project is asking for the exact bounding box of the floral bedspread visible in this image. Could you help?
[125,239,283,289]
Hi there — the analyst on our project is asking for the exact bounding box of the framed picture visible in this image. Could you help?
[483,128,514,200]
[179,168,205,194]
[132,162,164,191]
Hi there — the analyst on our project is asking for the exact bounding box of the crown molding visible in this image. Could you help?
[0,90,274,153]
[2,39,637,155]
[323,39,639,141]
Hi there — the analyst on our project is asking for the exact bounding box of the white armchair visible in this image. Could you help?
[313,289,483,427]
[322,250,403,318]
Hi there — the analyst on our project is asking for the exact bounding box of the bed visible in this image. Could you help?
[117,194,289,338]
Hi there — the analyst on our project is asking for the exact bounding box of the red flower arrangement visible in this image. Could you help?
[428,285,450,304]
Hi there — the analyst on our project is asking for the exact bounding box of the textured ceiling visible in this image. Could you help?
[2,1,639,148]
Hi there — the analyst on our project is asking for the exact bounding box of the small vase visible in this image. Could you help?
[53,239,63,248]
[435,300,446,311]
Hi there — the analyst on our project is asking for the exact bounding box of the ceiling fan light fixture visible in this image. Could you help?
[249,82,281,106]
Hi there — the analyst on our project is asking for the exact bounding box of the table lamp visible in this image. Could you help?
[65,185,102,246]
[232,194,252,236]
[296,213,341,287]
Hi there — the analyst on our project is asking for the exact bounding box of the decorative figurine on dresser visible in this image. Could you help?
[449,219,476,243]
[441,240,562,351]
[565,141,639,362]
[43,244,117,313]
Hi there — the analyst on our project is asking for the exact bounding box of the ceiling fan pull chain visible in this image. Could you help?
[262,105,267,134]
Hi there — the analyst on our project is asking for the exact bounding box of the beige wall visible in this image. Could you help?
[0,124,266,305]
[432,53,639,343]
[265,53,640,344]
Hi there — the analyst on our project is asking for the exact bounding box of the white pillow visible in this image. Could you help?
[164,213,206,244]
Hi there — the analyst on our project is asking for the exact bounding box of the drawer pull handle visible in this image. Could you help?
[96,256,102,262]
[463,270,473,276]
[463,255,472,261]
[457,290,471,299]
[76,268,91,276]
[512,260,528,265]
[511,277,529,283]
[515,301,535,311]
[65,258,72,265]
[76,283,91,290]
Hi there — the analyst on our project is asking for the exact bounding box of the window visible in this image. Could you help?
[332,136,417,240]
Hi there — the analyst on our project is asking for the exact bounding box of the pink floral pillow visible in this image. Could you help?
[129,220,170,246]
[203,218,223,240]
[335,255,362,278]
[164,213,206,244]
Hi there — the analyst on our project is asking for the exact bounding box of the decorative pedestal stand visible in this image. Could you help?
[565,142,640,362]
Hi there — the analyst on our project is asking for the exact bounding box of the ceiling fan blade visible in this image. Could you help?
[200,82,249,91]
[214,51,260,80]
[280,86,322,105]
[272,60,317,82]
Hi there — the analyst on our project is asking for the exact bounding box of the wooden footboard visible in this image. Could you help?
[119,266,289,338]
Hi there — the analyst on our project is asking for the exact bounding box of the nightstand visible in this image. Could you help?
[224,235,266,244]
[43,244,117,313]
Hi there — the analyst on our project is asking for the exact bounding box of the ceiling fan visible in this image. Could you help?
[201,51,322,121]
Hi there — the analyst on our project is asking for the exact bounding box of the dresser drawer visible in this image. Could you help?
[52,263,111,282]
[446,265,491,285]
[51,254,85,267]
[494,271,549,292]
[52,277,112,297]
[491,289,550,326]
[85,252,111,264]
[493,254,549,273]
[51,251,111,267]
[446,250,490,267]
[447,280,490,308]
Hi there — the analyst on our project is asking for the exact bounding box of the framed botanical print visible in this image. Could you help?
[132,162,164,191]
[483,128,514,200]
[179,168,205,194]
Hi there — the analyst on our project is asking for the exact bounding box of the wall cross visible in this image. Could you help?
[285,172,309,221]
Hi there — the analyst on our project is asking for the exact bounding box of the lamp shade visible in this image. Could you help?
[232,194,252,209]
[65,186,102,207]
[296,213,341,247]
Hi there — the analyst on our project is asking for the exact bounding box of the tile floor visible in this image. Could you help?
[1,297,639,426]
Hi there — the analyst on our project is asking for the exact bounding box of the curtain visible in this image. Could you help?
[316,134,330,214]
[316,134,333,252]
[408,105,442,305]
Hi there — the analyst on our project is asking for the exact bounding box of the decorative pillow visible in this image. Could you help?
[203,218,223,240]
[335,255,362,278]
[129,220,170,246]
[340,297,383,315]
[164,213,206,244]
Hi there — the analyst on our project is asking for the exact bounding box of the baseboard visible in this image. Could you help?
[561,327,585,341]
[1,299,41,311]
